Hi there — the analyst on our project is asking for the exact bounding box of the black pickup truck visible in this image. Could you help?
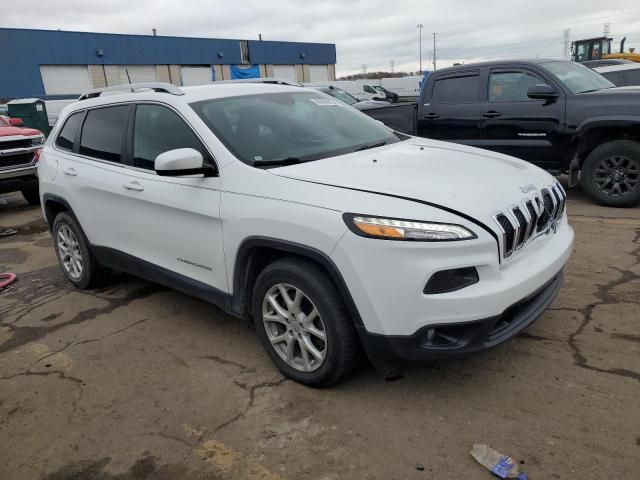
[363,59,640,207]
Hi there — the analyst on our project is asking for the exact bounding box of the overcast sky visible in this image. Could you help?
[2,0,640,76]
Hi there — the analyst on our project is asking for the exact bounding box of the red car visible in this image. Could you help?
[0,115,45,205]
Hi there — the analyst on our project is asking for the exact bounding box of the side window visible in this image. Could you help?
[623,69,640,86]
[79,106,129,163]
[133,104,208,170]
[489,71,543,102]
[363,85,376,94]
[432,75,478,104]
[602,71,623,86]
[55,112,83,151]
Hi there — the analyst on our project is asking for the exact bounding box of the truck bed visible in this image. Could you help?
[363,103,416,135]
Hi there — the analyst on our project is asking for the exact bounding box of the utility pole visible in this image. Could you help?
[390,59,395,74]
[417,24,423,73]
[362,64,367,77]
[432,32,437,71]
[562,29,571,60]
[603,23,611,38]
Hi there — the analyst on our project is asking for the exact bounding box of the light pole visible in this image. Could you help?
[432,32,437,71]
[417,24,423,73]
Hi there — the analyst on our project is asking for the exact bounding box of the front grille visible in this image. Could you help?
[0,152,35,169]
[493,183,566,259]
[0,139,32,150]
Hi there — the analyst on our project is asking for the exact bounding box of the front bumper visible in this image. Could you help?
[0,171,38,194]
[358,270,563,362]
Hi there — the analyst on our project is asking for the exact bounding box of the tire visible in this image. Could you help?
[580,140,640,207]
[251,258,358,387]
[52,212,104,289]
[21,187,41,206]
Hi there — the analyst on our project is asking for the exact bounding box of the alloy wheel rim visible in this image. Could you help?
[262,283,327,372]
[594,155,639,197]
[56,225,83,280]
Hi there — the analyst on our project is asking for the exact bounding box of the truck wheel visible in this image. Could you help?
[21,187,41,206]
[580,140,640,207]
[251,258,358,387]
[52,212,104,289]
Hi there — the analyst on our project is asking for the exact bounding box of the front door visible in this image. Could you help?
[478,68,565,168]
[117,103,226,292]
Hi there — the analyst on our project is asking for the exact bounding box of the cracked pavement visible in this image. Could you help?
[1,184,639,480]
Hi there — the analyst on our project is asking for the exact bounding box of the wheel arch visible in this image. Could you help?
[231,237,364,327]
[42,193,77,231]
[573,117,640,168]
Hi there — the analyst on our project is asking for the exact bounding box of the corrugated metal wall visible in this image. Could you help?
[0,28,337,99]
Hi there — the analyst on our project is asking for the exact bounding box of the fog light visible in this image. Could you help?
[424,267,479,294]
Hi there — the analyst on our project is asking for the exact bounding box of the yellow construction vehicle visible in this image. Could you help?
[572,36,640,63]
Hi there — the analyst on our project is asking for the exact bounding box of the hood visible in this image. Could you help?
[269,139,555,227]
[0,126,42,137]
[579,86,640,97]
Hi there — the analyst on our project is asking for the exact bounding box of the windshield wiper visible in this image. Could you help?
[355,141,388,152]
[252,157,303,168]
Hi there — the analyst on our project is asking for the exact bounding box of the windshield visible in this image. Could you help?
[191,91,400,166]
[323,88,358,105]
[543,61,615,94]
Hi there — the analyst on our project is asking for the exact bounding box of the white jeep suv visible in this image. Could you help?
[39,82,574,386]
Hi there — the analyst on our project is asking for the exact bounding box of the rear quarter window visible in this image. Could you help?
[55,112,84,151]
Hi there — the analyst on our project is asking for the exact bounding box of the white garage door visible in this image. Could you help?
[272,65,297,82]
[181,66,214,86]
[309,65,329,82]
[117,65,158,84]
[40,65,92,95]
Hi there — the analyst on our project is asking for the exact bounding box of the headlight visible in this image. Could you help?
[344,214,476,241]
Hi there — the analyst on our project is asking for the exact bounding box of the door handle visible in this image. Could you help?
[423,113,440,119]
[123,181,144,192]
[62,167,77,177]
[482,111,502,118]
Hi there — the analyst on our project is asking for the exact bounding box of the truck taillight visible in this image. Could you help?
[34,148,43,163]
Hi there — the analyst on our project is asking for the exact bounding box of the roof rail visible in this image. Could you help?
[78,83,184,101]
[213,78,302,87]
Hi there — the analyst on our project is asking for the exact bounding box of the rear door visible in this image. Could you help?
[477,67,565,167]
[417,70,484,145]
[56,104,136,252]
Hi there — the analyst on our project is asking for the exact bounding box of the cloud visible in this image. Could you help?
[2,0,640,76]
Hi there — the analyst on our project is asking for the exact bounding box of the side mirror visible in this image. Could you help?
[9,117,24,127]
[527,84,558,101]
[154,148,216,177]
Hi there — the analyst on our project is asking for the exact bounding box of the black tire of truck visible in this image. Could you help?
[580,140,640,208]
[21,187,41,206]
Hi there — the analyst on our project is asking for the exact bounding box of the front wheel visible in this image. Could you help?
[252,258,358,387]
[580,140,640,207]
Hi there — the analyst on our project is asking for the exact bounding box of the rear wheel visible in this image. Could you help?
[252,258,358,387]
[52,213,104,289]
[21,187,41,206]
[580,140,640,207]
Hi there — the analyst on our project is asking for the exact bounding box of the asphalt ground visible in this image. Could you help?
[1,183,639,479]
